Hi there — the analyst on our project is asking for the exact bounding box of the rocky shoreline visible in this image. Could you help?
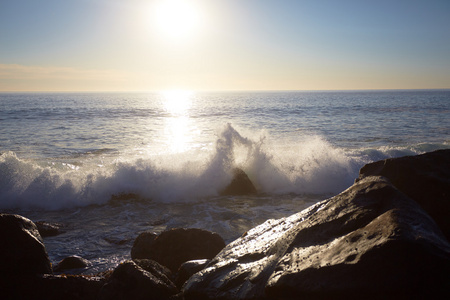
[1,149,449,299]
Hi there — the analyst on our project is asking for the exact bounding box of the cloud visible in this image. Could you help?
[0,64,143,91]
[0,64,130,81]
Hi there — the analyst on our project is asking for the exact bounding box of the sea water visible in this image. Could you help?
[1,90,449,273]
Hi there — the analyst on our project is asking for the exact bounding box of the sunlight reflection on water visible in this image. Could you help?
[160,90,199,154]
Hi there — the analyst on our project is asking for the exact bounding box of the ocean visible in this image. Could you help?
[1,90,449,273]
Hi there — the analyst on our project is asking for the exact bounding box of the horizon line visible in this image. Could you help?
[1,88,450,93]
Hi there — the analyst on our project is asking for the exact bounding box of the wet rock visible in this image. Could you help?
[183,176,450,299]
[357,148,450,241]
[133,258,174,283]
[0,213,52,278]
[221,168,257,196]
[35,221,64,237]
[104,236,133,245]
[132,228,226,273]
[98,260,178,300]
[131,231,158,260]
[54,255,90,273]
[175,259,210,289]
[109,192,142,205]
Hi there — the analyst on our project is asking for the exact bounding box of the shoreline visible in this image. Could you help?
[1,149,450,299]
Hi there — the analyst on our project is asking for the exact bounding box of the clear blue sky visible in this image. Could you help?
[1,0,449,91]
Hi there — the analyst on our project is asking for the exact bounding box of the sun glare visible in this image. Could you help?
[162,90,193,115]
[154,0,203,42]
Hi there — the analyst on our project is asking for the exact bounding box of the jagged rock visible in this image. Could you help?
[183,176,450,300]
[35,221,64,237]
[133,258,174,283]
[98,260,178,300]
[0,214,52,278]
[131,231,158,260]
[221,168,257,196]
[53,255,90,273]
[175,259,210,289]
[132,228,225,273]
[357,148,450,241]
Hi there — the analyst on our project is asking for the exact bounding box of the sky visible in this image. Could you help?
[0,0,449,92]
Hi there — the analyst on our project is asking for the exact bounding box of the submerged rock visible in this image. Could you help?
[35,221,65,237]
[221,168,257,196]
[98,260,178,300]
[357,148,450,241]
[183,176,450,299]
[109,192,143,205]
[54,255,90,273]
[132,228,225,273]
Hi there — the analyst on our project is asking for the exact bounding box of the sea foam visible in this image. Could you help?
[0,124,435,210]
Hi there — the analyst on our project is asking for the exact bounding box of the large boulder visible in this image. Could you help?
[98,260,178,300]
[357,148,450,240]
[0,214,52,278]
[221,168,257,196]
[183,176,450,299]
[131,228,225,273]
[33,274,105,300]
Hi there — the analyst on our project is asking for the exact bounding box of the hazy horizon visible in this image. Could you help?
[2,88,450,94]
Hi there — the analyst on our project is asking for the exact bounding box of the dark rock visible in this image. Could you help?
[221,168,257,196]
[54,255,90,273]
[0,214,52,279]
[104,236,133,245]
[175,259,210,289]
[35,221,64,237]
[109,192,142,205]
[183,176,450,299]
[133,258,174,284]
[34,274,105,300]
[132,228,226,273]
[131,231,158,259]
[98,260,178,300]
[357,149,450,241]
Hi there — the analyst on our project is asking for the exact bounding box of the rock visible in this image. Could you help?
[175,259,210,289]
[35,221,64,237]
[34,274,106,300]
[221,168,257,196]
[131,231,158,260]
[183,176,450,299]
[357,149,450,241]
[104,237,133,245]
[109,192,142,205]
[132,228,226,273]
[98,260,178,300]
[133,258,174,283]
[0,214,52,278]
[53,255,90,273]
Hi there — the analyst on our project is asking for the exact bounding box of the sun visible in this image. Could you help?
[153,0,203,42]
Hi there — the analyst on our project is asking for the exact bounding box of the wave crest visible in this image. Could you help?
[1,125,444,210]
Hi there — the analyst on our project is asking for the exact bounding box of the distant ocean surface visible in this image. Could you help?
[1,90,449,273]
